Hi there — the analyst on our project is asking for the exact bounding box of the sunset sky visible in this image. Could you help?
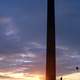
[0,0,47,80]
[55,0,80,77]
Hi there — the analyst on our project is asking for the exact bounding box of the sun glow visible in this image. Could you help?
[0,72,45,80]
[23,75,43,80]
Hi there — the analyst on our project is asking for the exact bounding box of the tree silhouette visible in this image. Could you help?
[60,77,62,80]
[76,66,79,72]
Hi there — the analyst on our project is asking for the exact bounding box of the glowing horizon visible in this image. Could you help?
[0,71,45,80]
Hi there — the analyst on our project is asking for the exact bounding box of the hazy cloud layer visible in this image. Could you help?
[56,46,80,75]
[55,0,80,75]
[0,0,47,76]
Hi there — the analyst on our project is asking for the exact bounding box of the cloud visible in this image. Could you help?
[0,16,20,42]
[56,45,80,75]
[28,42,46,49]
[2,17,20,41]
[0,17,11,24]
[19,52,36,58]
[0,0,47,77]
[15,67,29,72]
[56,46,69,50]
[0,16,23,54]
[69,55,80,58]
[0,57,5,61]
[0,17,46,55]
[15,59,33,63]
